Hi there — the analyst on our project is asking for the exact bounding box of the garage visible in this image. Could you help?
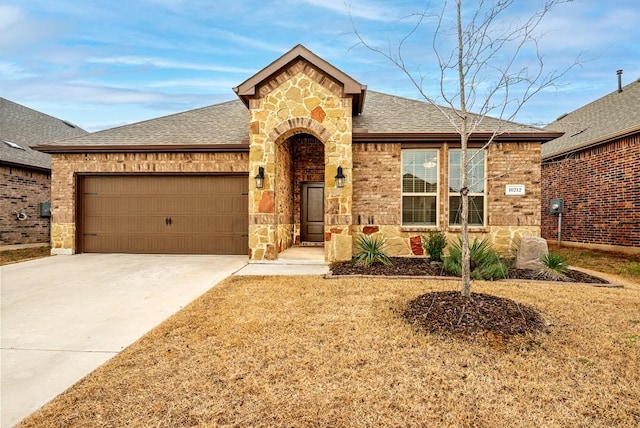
[79,175,248,254]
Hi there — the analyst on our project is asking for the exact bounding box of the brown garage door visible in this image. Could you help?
[80,175,248,254]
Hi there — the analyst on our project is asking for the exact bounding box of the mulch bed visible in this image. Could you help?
[330,257,610,338]
[330,257,609,284]
[403,291,548,337]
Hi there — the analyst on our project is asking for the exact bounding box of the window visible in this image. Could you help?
[449,149,485,226]
[402,150,438,225]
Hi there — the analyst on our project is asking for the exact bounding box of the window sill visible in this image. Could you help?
[447,226,489,233]
[401,226,439,233]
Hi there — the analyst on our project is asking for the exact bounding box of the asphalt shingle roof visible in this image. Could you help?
[355,91,542,133]
[0,98,88,170]
[36,90,547,152]
[38,100,249,148]
[542,78,640,160]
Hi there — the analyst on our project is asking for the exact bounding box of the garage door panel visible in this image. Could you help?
[81,175,248,255]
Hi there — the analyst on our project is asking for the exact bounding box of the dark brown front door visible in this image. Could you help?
[301,182,324,242]
[80,175,248,254]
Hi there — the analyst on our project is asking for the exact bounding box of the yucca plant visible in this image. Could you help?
[354,234,392,267]
[444,237,507,280]
[422,230,447,262]
[539,252,569,280]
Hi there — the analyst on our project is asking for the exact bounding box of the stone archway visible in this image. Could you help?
[239,48,364,263]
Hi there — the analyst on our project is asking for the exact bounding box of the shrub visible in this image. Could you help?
[539,252,569,280]
[422,231,447,262]
[354,234,392,268]
[444,237,507,280]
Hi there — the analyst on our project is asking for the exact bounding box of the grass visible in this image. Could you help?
[0,246,51,266]
[548,244,640,283]
[19,275,640,427]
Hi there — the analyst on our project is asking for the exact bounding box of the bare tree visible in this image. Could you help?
[352,0,579,297]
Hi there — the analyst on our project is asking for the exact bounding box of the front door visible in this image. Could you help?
[301,182,324,242]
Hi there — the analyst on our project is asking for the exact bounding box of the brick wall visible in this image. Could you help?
[351,141,542,256]
[541,134,640,248]
[50,152,249,252]
[292,134,324,223]
[487,142,541,227]
[352,141,541,230]
[352,142,401,225]
[0,165,51,245]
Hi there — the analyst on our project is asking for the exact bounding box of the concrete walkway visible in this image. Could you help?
[1,254,247,428]
[233,246,330,276]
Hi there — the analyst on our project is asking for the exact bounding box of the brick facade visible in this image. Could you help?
[49,152,249,253]
[541,134,640,249]
[0,165,51,245]
[351,141,542,256]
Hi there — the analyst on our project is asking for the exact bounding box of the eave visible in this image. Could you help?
[0,159,51,173]
[33,143,250,154]
[542,125,640,161]
[353,131,563,143]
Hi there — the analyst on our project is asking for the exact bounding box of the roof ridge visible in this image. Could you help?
[0,97,88,135]
[546,78,640,126]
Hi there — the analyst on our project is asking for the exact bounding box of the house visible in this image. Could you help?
[1,98,88,247]
[541,75,640,254]
[35,45,561,262]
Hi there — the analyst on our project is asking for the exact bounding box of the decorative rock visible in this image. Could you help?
[515,236,549,270]
[410,236,424,256]
[258,191,274,213]
[311,106,326,123]
[362,226,379,235]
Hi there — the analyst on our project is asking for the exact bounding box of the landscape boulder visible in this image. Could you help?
[515,236,549,270]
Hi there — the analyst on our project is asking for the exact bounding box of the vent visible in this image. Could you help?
[570,128,588,137]
[3,140,25,150]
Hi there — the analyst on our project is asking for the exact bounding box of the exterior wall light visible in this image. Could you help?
[335,165,346,188]
[255,166,265,189]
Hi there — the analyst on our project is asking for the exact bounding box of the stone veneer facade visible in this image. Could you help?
[247,59,353,262]
[49,152,248,254]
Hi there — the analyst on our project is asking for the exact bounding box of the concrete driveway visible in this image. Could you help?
[1,253,247,428]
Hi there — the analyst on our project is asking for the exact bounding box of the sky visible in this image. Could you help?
[1,0,638,132]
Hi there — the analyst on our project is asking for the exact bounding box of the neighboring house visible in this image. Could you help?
[1,98,88,247]
[35,45,560,261]
[541,76,640,254]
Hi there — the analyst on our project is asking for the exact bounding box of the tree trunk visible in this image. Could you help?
[456,0,472,298]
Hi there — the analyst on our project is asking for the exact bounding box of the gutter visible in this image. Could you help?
[353,131,563,143]
[32,143,250,154]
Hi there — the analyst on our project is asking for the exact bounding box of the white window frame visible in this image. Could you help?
[448,149,487,227]
[401,149,439,227]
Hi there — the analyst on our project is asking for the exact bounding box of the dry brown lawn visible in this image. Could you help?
[19,274,640,427]
[0,246,51,265]
[549,244,640,283]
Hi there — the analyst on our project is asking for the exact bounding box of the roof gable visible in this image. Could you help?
[233,44,367,115]
[542,78,640,159]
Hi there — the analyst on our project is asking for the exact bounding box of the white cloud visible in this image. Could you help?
[86,56,253,73]
[0,61,33,78]
[300,0,401,22]
[145,79,240,90]
[0,4,22,29]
